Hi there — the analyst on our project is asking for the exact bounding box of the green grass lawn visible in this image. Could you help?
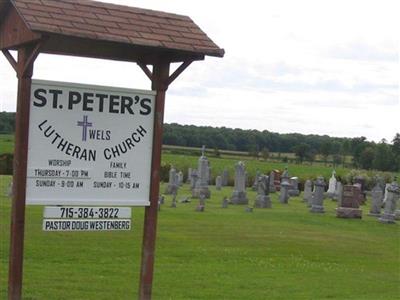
[0,175,399,299]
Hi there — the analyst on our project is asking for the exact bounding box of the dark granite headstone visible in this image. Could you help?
[336,185,362,218]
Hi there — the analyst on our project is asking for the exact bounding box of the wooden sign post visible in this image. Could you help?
[0,1,223,299]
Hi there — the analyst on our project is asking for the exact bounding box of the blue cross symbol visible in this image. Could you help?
[77,115,92,141]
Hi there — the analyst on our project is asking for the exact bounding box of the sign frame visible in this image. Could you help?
[26,79,156,206]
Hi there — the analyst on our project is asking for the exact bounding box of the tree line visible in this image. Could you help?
[163,123,400,172]
[0,112,398,172]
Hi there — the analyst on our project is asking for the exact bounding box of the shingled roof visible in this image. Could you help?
[0,0,224,62]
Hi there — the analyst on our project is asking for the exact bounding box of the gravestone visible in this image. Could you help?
[215,176,222,190]
[379,181,400,224]
[326,170,337,199]
[245,207,253,213]
[252,171,261,191]
[368,183,384,217]
[165,166,177,194]
[354,176,366,204]
[353,183,365,205]
[222,197,229,208]
[303,180,313,203]
[222,169,229,186]
[192,146,211,198]
[190,169,198,190]
[336,185,362,218]
[255,175,272,208]
[382,183,390,204]
[159,195,165,205]
[230,161,248,204]
[336,182,343,207]
[207,165,212,184]
[395,209,400,221]
[273,170,281,191]
[310,177,325,213]
[6,181,13,198]
[288,177,300,196]
[196,194,206,212]
[308,184,316,207]
[279,181,291,204]
[187,168,192,183]
[177,171,184,186]
[281,167,290,184]
[171,191,177,208]
[269,171,276,193]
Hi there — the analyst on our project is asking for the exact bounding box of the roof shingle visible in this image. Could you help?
[9,0,224,57]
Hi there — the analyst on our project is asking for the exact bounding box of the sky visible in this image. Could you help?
[0,0,399,142]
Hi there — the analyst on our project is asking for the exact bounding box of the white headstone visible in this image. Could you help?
[327,170,337,198]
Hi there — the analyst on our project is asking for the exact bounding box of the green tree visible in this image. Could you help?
[292,143,310,164]
[305,149,317,165]
[359,146,375,170]
[373,142,396,171]
[392,133,400,157]
[320,141,332,165]
[261,147,270,161]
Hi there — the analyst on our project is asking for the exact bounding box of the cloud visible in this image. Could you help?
[327,41,398,62]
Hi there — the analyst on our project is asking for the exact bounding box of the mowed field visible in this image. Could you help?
[1,175,399,299]
[161,153,400,184]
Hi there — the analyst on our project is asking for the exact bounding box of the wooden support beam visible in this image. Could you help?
[167,59,193,86]
[8,45,35,300]
[21,40,42,77]
[138,59,170,300]
[137,62,153,81]
[2,50,17,73]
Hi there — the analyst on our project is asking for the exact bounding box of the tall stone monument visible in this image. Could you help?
[336,185,362,218]
[326,170,337,199]
[288,177,300,196]
[279,181,291,204]
[310,177,325,213]
[281,167,290,184]
[336,181,343,207]
[303,180,313,203]
[230,161,248,204]
[186,168,192,183]
[190,169,198,190]
[192,145,211,198]
[215,176,222,191]
[382,183,390,204]
[165,166,177,194]
[222,169,229,186]
[255,175,271,208]
[252,171,261,191]
[368,183,384,217]
[177,171,184,186]
[269,171,276,193]
[379,181,400,224]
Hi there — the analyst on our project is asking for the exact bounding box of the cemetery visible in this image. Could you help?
[0,0,399,299]
[1,146,399,298]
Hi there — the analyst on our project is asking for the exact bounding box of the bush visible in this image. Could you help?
[0,153,13,175]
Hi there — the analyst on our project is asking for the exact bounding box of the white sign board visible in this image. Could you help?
[27,80,156,206]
